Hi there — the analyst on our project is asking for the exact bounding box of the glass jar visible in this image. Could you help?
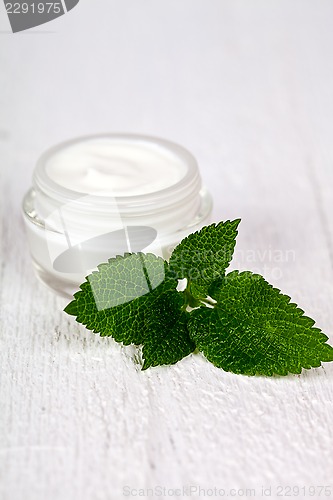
[22,134,213,298]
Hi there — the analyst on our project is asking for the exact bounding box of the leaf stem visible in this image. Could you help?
[182,280,201,309]
[199,297,217,308]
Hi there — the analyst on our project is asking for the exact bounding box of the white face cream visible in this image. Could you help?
[23,134,212,298]
[45,136,187,196]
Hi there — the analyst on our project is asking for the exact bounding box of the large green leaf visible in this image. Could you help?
[65,253,177,345]
[189,271,333,376]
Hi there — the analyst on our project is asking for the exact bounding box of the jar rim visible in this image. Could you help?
[33,133,201,209]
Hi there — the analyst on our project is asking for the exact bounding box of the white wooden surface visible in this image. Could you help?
[1,1,333,499]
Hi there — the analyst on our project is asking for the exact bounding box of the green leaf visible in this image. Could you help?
[169,219,240,298]
[142,291,195,369]
[64,253,177,345]
[188,271,333,376]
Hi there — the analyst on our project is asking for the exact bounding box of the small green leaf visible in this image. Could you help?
[188,271,333,376]
[169,219,240,298]
[142,291,195,369]
[64,253,177,345]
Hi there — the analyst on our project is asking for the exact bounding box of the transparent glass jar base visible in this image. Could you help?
[31,258,80,300]
[24,187,212,299]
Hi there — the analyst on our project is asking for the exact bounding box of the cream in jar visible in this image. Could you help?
[22,134,212,298]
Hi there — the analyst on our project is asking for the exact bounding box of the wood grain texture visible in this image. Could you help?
[1,1,333,499]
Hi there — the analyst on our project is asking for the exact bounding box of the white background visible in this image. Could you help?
[1,1,333,499]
